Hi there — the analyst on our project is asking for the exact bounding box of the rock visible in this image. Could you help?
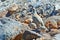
[52,34,60,40]
[21,23,31,31]
[12,33,23,40]
[36,33,51,40]
[23,30,42,40]
[24,18,33,24]
[57,21,60,28]
[0,10,8,18]
[41,33,52,40]
[8,4,18,12]
[0,17,30,40]
[32,13,48,31]
[32,13,44,26]
[45,16,60,29]
[0,0,60,40]
[15,14,20,20]
[45,20,58,29]
[0,17,22,40]
[5,4,19,17]
[49,29,60,36]
[28,23,37,29]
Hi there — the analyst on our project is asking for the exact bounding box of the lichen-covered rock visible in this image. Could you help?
[45,16,60,29]
[43,33,52,40]
[57,21,60,27]
[48,29,60,36]
[0,17,30,40]
[32,13,48,31]
[8,4,18,12]
[23,30,42,40]
[45,20,58,29]
[0,10,8,18]
[0,0,16,11]
[24,18,33,24]
[32,13,44,26]
[36,33,52,40]
[28,23,37,29]
[0,0,60,40]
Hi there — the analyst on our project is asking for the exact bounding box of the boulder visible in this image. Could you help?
[0,10,8,18]
[0,17,30,40]
[52,34,60,40]
[45,16,60,29]
[8,4,18,12]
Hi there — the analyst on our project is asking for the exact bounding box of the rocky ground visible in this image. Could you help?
[0,0,60,40]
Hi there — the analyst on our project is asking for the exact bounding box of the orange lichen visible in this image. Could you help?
[57,21,60,27]
[45,21,58,29]
[13,33,23,40]
[24,19,32,24]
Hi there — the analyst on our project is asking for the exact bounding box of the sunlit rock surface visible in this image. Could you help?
[0,0,60,40]
[0,17,30,40]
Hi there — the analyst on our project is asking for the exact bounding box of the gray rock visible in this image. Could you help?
[0,17,29,40]
[53,34,60,40]
[28,23,37,29]
[32,13,48,31]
